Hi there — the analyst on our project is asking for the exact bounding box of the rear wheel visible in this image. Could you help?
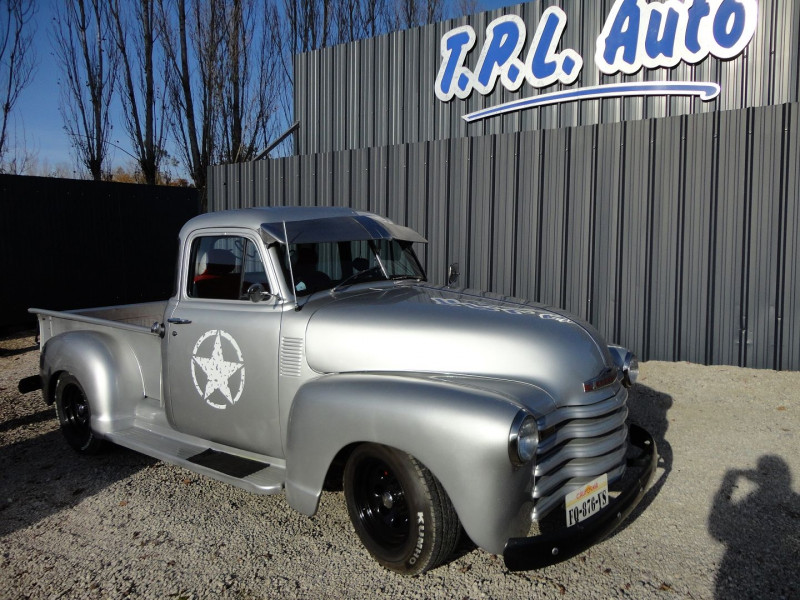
[54,374,104,454]
[343,443,459,575]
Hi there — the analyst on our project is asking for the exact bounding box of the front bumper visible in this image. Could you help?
[503,424,657,571]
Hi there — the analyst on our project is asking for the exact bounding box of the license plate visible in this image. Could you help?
[565,473,609,527]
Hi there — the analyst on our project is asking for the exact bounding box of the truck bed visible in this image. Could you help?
[32,301,166,401]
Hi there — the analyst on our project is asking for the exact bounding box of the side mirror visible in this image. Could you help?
[447,262,460,286]
[247,283,271,303]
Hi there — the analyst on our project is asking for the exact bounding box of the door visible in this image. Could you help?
[164,231,285,457]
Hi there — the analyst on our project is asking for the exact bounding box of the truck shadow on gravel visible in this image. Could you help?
[708,455,800,599]
[0,428,155,538]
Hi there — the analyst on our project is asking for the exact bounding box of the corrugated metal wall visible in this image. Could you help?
[209,101,800,371]
[294,0,800,156]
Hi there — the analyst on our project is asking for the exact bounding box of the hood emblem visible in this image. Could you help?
[191,330,245,410]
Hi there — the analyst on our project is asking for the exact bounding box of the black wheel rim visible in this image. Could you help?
[352,457,410,549]
[62,384,90,439]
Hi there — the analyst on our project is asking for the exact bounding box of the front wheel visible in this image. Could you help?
[343,443,459,575]
[54,374,104,454]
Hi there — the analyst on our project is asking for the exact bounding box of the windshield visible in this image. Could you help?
[280,238,426,297]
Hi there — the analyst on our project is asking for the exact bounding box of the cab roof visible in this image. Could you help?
[179,207,426,243]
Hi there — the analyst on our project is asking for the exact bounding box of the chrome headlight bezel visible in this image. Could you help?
[508,411,538,467]
[608,345,639,388]
[623,353,639,387]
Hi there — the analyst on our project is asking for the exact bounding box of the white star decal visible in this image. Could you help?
[192,331,244,406]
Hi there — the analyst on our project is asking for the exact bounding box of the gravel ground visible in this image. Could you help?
[1,333,798,600]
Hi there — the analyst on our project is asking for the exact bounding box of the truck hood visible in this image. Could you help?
[303,284,615,407]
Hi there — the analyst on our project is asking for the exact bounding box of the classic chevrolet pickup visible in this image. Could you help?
[20,207,656,574]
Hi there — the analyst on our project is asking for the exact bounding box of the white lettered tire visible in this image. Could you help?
[343,443,460,575]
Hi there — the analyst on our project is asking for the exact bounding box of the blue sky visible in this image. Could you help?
[13,0,520,177]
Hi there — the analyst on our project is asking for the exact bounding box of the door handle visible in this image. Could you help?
[167,317,192,325]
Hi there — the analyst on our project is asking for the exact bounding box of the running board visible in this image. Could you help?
[107,427,285,494]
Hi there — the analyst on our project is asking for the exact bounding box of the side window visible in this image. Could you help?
[187,235,270,300]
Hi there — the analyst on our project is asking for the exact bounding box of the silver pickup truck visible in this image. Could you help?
[20,206,656,574]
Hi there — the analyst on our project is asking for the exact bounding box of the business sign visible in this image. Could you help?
[435,0,758,123]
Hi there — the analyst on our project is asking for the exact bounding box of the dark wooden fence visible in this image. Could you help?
[0,174,199,332]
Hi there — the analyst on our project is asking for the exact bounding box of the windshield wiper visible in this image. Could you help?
[390,274,423,281]
[331,265,386,293]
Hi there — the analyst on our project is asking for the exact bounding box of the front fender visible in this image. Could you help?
[285,373,551,555]
[41,331,146,436]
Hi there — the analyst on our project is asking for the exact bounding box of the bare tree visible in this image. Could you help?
[454,0,478,17]
[0,0,36,167]
[109,0,169,185]
[333,0,386,44]
[283,0,334,55]
[157,0,225,207]
[386,0,445,30]
[0,121,36,173]
[217,0,283,163]
[53,0,117,181]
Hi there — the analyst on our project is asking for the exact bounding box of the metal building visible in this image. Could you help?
[209,0,800,371]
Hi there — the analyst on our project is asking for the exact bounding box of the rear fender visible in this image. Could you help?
[41,331,145,436]
[285,373,547,554]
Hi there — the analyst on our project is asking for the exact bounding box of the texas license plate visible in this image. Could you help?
[565,473,609,527]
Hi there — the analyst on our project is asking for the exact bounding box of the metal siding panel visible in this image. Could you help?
[591,121,623,344]
[564,124,596,322]
[491,133,519,296]
[333,45,348,153]
[386,145,408,225]
[419,26,437,146]
[783,104,800,370]
[711,110,749,367]
[468,136,494,291]
[359,38,375,149]
[374,36,389,149]
[298,154,316,207]
[404,27,421,145]
[347,42,361,151]
[267,159,283,206]
[515,129,542,301]
[538,128,568,309]
[616,119,652,355]
[333,151,350,207]
[350,148,370,212]
[254,160,270,207]
[282,156,299,208]
[678,112,715,364]
[406,143,429,269]
[448,137,473,287]
[427,139,450,285]
[368,146,389,216]
[317,152,334,207]
[746,105,783,368]
[389,34,405,147]
[648,116,684,362]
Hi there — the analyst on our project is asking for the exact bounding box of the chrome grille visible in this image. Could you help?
[531,386,629,521]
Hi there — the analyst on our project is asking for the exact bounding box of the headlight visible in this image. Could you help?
[509,412,538,467]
